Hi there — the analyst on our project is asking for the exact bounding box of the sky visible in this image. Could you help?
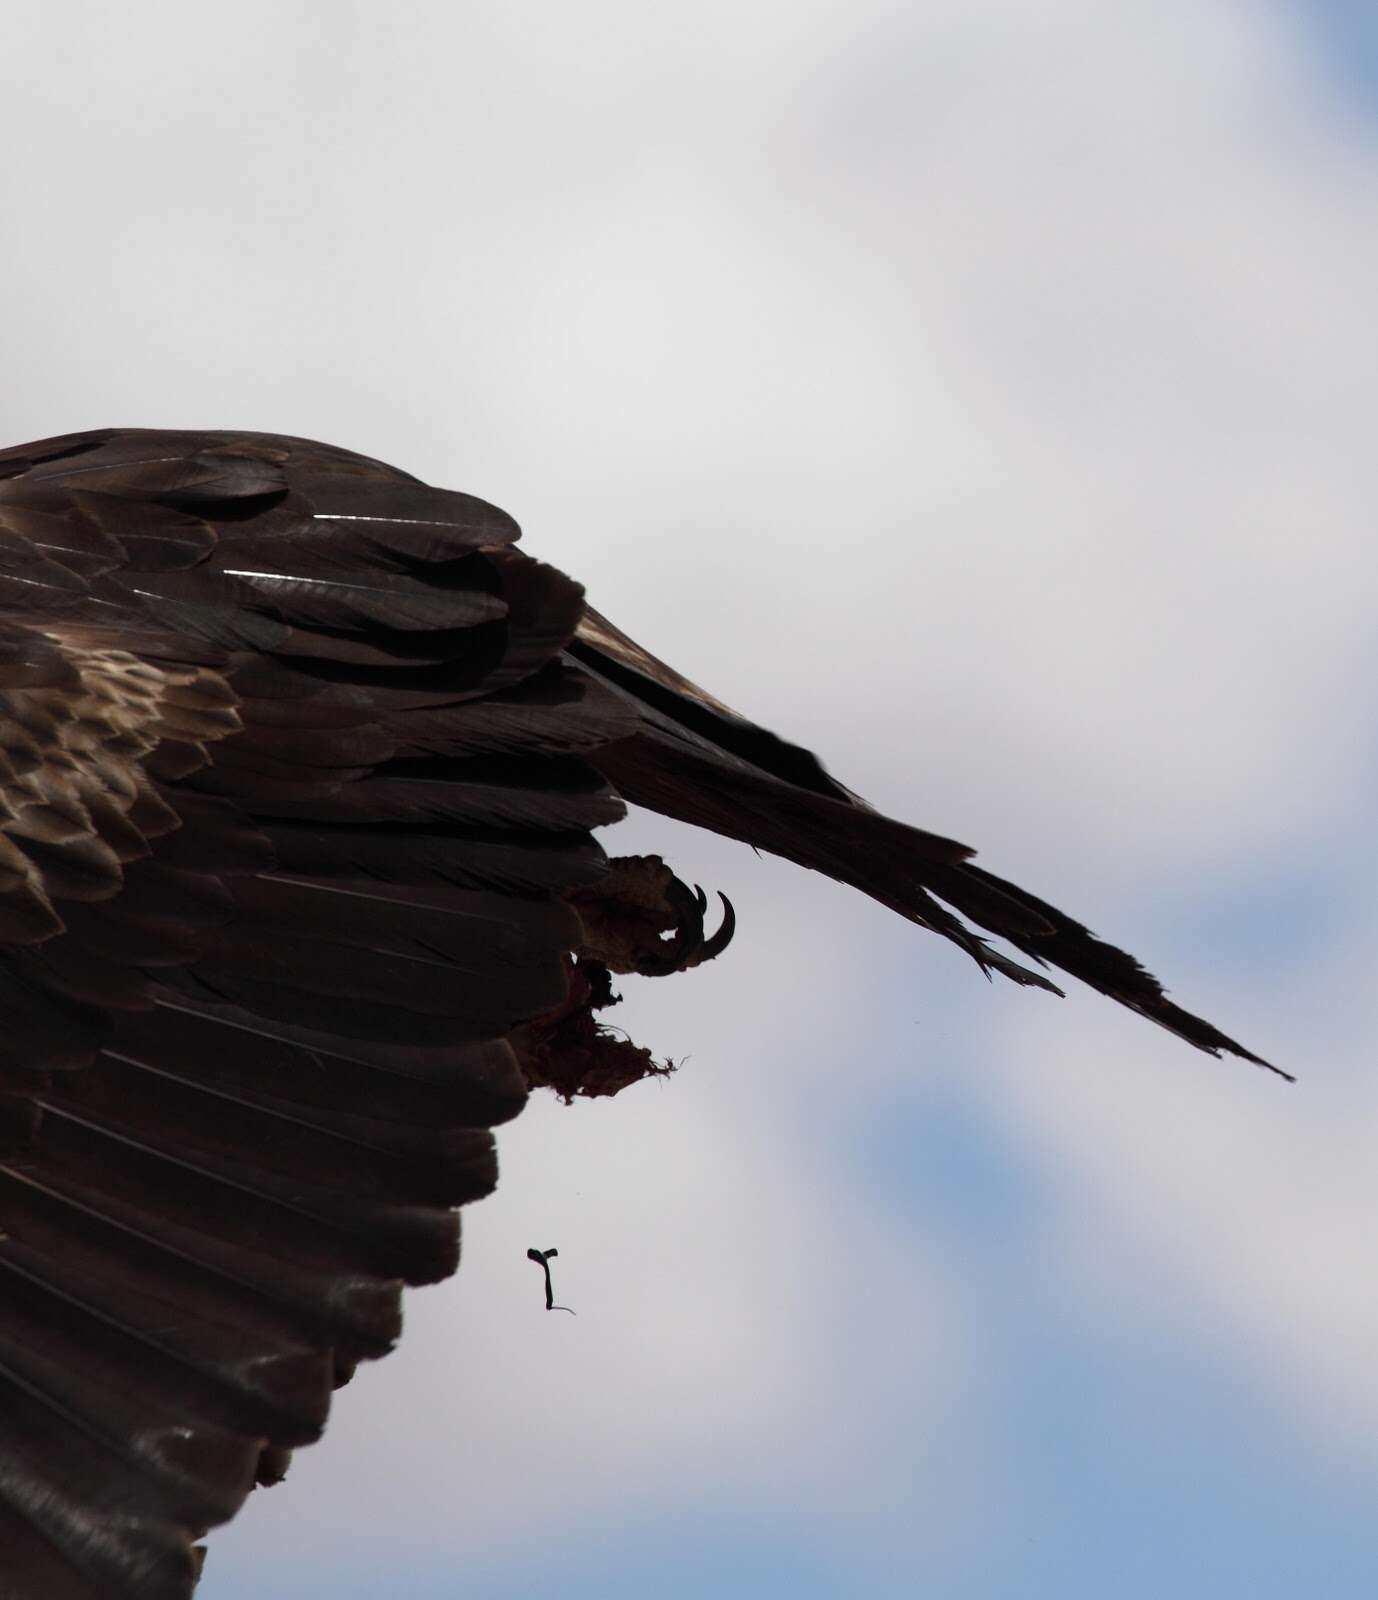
[1,2,1376,1596]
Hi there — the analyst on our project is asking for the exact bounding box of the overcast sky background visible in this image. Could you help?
[2,3,1376,1596]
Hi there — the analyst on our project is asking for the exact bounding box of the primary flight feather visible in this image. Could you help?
[0,428,1278,1599]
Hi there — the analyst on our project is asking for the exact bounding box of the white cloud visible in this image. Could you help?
[968,896,1378,1454]
[2,0,1376,1591]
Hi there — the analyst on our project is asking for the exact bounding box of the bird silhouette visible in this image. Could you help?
[0,428,1281,1598]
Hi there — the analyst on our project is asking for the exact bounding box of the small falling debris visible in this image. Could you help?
[526,1247,576,1314]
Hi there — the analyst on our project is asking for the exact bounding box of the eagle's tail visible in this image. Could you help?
[569,606,1285,1080]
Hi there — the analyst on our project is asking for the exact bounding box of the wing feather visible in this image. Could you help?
[0,429,618,1597]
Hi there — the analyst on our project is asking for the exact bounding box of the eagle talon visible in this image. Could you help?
[688,891,736,968]
[568,853,732,978]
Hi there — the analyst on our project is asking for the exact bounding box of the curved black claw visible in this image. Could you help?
[567,856,738,978]
[685,892,736,969]
[633,871,707,976]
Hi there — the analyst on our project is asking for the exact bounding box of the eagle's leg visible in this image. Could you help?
[511,855,735,1102]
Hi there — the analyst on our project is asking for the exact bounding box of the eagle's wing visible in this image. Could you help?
[0,430,635,1599]
[0,425,1277,1599]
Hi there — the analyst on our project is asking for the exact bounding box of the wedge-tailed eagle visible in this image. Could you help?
[0,429,1279,1598]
